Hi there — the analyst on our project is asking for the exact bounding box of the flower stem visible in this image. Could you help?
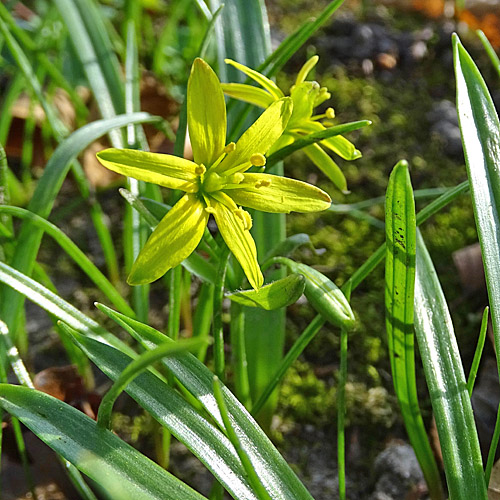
[213,244,231,380]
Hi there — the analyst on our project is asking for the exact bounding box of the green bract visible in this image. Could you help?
[97,58,331,290]
[221,56,362,193]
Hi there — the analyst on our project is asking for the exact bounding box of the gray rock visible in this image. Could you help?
[372,443,427,500]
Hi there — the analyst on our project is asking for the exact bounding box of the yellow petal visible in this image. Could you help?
[211,201,263,290]
[96,148,199,192]
[303,144,349,194]
[227,173,331,213]
[220,83,276,108]
[188,58,226,166]
[128,194,208,285]
[217,98,293,175]
[224,59,284,100]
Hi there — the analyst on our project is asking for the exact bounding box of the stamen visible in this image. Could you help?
[228,173,244,184]
[195,164,206,175]
[311,107,336,121]
[325,107,335,119]
[254,179,271,188]
[224,142,236,153]
[250,153,266,167]
[235,208,252,230]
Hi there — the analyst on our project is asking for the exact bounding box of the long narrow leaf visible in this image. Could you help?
[414,231,487,499]
[0,385,206,500]
[454,35,500,383]
[385,160,442,499]
[0,113,160,333]
[97,303,314,500]
[60,324,258,500]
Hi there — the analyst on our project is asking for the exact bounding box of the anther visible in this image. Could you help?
[325,107,335,119]
[250,153,266,167]
[195,164,206,175]
[255,179,271,188]
[235,209,252,230]
[224,142,236,153]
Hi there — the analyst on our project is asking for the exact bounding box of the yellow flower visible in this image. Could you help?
[97,58,331,290]
[221,56,361,193]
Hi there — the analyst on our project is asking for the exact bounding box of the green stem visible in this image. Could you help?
[213,245,231,381]
[251,314,325,417]
[230,302,251,408]
[337,283,351,500]
[167,266,183,341]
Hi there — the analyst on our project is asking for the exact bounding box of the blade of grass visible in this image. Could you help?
[0,206,134,316]
[0,385,207,500]
[60,323,259,500]
[266,120,371,167]
[96,336,209,429]
[477,30,500,81]
[96,303,315,500]
[414,230,487,499]
[454,35,500,390]
[385,161,442,499]
[343,179,469,293]
[467,306,489,397]
[0,113,159,335]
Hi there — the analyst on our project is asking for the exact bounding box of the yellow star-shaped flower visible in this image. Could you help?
[221,56,362,193]
[97,58,331,290]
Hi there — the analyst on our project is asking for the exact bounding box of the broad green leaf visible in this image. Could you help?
[0,385,206,500]
[96,303,315,500]
[274,257,354,329]
[62,325,258,500]
[385,161,442,499]
[226,274,305,310]
[454,35,500,380]
[414,231,486,499]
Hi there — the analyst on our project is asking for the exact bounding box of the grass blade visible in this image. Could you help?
[454,35,500,388]
[414,231,487,499]
[467,306,489,397]
[0,385,206,500]
[385,160,442,499]
[61,324,258,500]
[0,113,160,334]
[96,303,315,500]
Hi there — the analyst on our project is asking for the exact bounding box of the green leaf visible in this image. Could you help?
[0,385,206,500]
[0,261,131,354]
[454,35,500,384]
[274,257,355,330]
[226,274,306,310]
[96,303,315,500]
[0,113,161,334]
[62,324,258,500]
[385,161,442,500]
[414,231,487,499]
